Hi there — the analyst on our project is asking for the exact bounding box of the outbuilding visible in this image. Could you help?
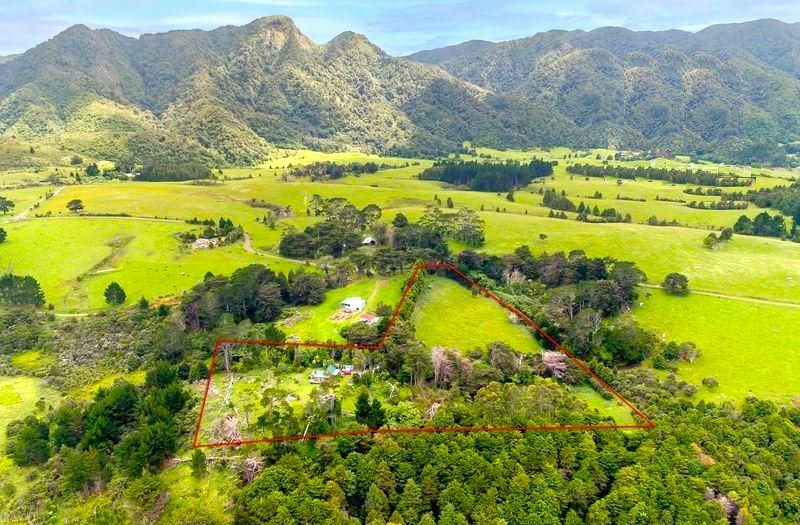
[358,313,380,325]
[340,297,366,312]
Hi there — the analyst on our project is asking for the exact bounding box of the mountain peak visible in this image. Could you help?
[245,15,299,33]
[57,24,94,38]
[326,31,382,56]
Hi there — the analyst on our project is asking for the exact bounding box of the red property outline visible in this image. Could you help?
[193,262,654,448]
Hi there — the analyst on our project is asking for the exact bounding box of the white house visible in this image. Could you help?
[340,297,366,312]
[361,236,376,245]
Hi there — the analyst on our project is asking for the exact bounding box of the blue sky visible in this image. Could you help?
[2,0,800,56]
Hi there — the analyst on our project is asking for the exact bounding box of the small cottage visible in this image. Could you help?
[309,369,328,384]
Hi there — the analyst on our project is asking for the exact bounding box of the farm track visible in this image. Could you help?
[2,185,64,223]
[641,283,800,308]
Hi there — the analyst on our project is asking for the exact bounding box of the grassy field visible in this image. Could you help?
[633,290,800,405]
[3,146,799,409]
[0,185,57,219]
[196,364,364,444]
[69,370,148,401]
[0,217,301,310]
[282,274,408,343]
[20,151,797,307]
[572,385,637,426]
[10,350,56,373]
[475,212,800,302]
[413,277,541,353]
[0,376,61,452]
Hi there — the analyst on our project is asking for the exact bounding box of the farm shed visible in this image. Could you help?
[340,297,366,312]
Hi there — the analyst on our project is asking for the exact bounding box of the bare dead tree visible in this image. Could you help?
[432,346,454,388]
[213,415,242,443]
[221,343,232,373]
[542,351,568,379]
[239,456,264,484]
[425,400,442,421]
[502,267,526,286]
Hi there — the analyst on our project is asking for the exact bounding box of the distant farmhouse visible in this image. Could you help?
[194,238,218,249]
[650,148,675,159]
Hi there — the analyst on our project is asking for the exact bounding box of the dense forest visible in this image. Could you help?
[137,163,215,182]
[566,164,754,187]
[420,160,554,191]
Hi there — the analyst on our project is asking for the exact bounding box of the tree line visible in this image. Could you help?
[286,161,393,181]
[420,159,554,192]
[136,162,214,182]
[566,164,755,187]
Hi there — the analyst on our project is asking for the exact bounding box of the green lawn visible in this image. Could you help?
[413,276,541,354]
[633,290,800,404]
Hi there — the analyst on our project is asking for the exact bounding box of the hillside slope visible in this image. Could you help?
[2,17,800,166]
[0,16,573,166]
[409,19,800,158]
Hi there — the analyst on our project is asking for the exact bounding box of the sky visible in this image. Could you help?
[1,0,800,57]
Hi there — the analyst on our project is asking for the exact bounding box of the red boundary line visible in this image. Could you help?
[193,262,654,448]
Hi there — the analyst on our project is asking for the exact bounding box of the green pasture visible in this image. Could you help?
[633,290,800,404]
[69,370,147,401]
[475,211,800,302]
[10,350,56,373]
[413,276,541,354]
[0,376,61,452]
[474,146,798,182]
[282,274,408,342]
[571,385,637,426]
[0,185,56,219]
[0,217,301,311]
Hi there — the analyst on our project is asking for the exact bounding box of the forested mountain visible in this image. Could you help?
[0,16,574,166]
[409,19,800,161]
[2,16,800,166]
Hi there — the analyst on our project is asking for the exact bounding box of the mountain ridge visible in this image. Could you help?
[2,16,799,167]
